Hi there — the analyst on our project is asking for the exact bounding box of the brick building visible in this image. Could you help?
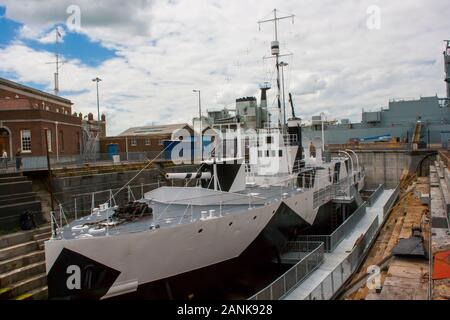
[100,123,193,157]
[0,77,104,161]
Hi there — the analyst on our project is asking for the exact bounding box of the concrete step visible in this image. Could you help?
[0,261,46,287]
[439,178,450,214]
[36,225,51,234]
[14,285,48,300]
[0,176,28,184]
[0,225,51,249]
[0,200,42,212]
[0,172,22,178]
[0,241,38,261]
[33,232,51,242]
[0,192,37,207]
[0,273,46,299]
[0,201,44,232]
[0,250,45,274]
[37,239,47,248]
[0,180,34,196]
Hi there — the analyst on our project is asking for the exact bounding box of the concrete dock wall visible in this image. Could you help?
[351,150,435,188]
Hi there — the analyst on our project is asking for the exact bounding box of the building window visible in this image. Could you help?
[56,108,59,113]
[21,130,31,152]
[145,138,151,146]
[59,130,64,152]
[45,129,52,152]
[279,150,283,157]
[131,138,137,146]
[158,139,164,146]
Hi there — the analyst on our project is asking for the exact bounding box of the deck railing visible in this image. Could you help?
[297,202,368,252]
[248,241,325,300]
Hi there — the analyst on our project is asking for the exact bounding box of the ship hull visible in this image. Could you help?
[45,187,335,300]
[45,168,364,300]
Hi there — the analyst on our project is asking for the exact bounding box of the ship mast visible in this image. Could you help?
[258,9,294,130]
[46,27,63,96]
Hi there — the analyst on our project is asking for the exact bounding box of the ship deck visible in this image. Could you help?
[55,179,311,240]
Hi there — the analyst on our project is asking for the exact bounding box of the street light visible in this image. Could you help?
[92,77,102,135]
[279,62,288,131]
[320,112,326,152]
[193,90,202,161]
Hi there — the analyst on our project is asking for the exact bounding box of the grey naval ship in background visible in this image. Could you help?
[43,22,450,300]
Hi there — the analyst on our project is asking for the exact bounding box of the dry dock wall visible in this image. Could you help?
[347,150,435,188]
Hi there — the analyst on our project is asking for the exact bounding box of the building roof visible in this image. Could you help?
[0,77,73,105]
[118,123,192,137]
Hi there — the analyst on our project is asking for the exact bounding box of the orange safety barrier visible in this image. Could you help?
[432,250,450,280]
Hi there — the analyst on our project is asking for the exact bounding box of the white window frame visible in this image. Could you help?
[158,139,164,146]
[45,129,52,152]
[20,129,32,153]
[145,138,151,146]
[131,138,137,146]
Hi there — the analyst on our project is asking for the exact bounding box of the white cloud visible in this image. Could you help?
[0,0,449,135]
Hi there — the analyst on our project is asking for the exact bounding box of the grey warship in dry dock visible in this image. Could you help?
[44,123,365,300]
[44,12,366,299]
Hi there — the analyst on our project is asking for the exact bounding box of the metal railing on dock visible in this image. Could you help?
[19,152,155,171]
[367,184,384,206]
[383,184,400,218]
[306,217,380,300]
[297,202,368,252]
[248,242,324,300]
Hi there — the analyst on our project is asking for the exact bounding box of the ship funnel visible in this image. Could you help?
[444,40,450,99]
[259,82,271,109]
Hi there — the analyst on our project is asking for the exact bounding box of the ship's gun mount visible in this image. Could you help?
[112,201,153,222]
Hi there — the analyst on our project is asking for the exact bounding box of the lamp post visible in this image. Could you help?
[193,90,202,161]
[92,77,102,135]
[320,112,326,152]
[279,61,288,132]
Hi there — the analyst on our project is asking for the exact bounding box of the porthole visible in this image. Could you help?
[198,229,203,233]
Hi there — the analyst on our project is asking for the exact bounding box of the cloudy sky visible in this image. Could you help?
[0,0,449,135]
